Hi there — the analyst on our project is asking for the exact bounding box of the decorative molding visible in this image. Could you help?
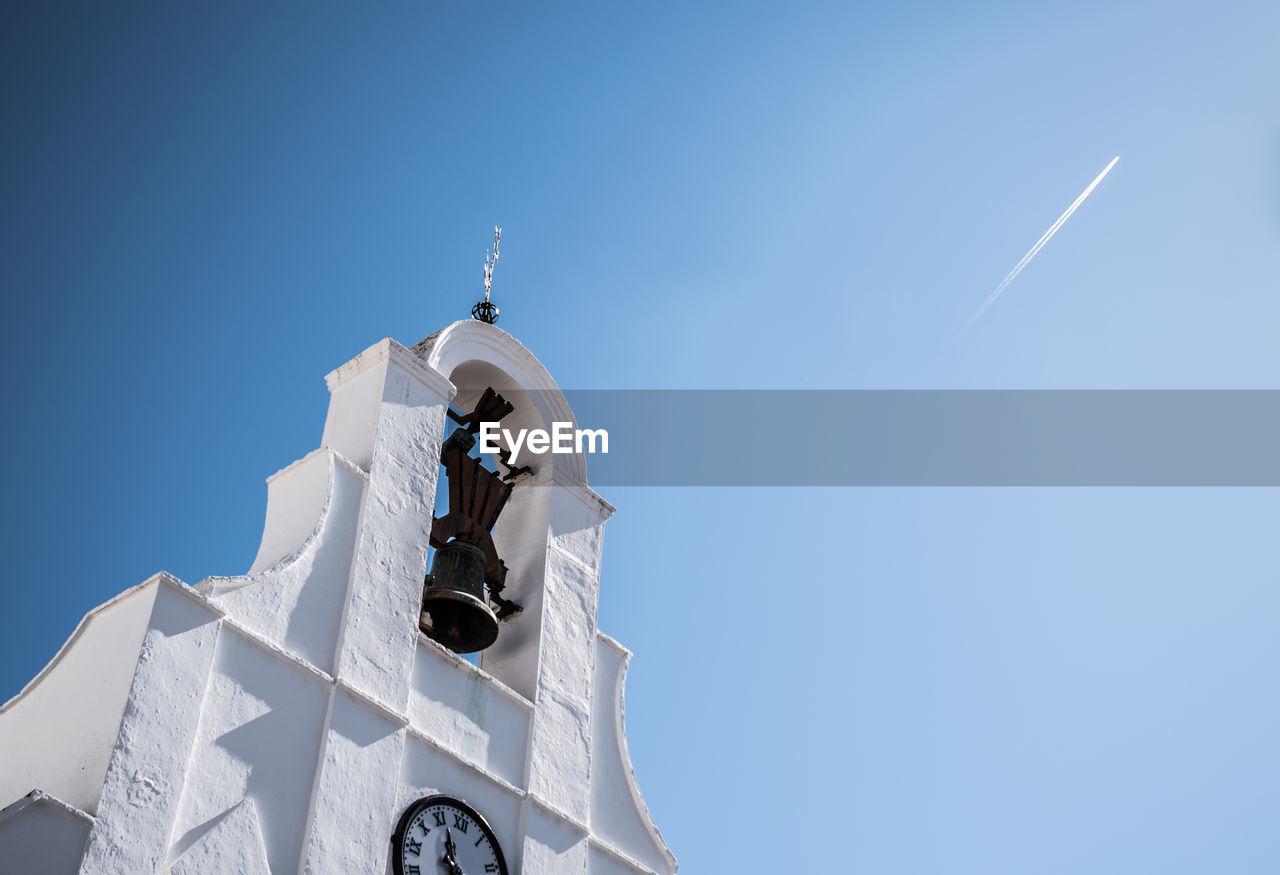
[220,617,334,686]
[264,447,368,486]
[0,789,94,827]
[587,834,666,875]
[551,468,617,520]
[403,724,528,800]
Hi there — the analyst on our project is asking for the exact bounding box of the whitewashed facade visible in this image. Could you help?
[0,320,676,874]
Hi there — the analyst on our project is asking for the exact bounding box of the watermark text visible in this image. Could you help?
[478,421,609,464]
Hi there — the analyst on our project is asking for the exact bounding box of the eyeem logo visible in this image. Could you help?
[478,422,609,464]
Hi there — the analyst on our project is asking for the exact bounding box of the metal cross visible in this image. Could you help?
[472,226,502,324]
[483,226,501,303]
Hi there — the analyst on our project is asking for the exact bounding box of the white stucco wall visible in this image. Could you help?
[1,322,676,874]
[590,635,674,873]
[0,791,93,875]
[409,639,531,789]
[169,626,330,873]
[0,580,159,816]
[215,449,366,674]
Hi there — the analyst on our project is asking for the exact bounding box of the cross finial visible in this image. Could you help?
[473,226,501,324]
[484,226,500,302]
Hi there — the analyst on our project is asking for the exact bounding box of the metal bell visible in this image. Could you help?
[420,539,500,654]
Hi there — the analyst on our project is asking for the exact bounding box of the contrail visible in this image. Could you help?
[958,155,1119,336]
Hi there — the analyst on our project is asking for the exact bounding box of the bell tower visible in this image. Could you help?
[0,318,676,874]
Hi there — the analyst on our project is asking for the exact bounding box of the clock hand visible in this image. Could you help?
[442,828,464,875]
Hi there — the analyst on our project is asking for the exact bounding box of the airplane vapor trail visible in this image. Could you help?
[958,155,1119,336]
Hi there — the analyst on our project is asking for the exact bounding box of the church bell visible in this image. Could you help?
[420,538,500,654]
[420,387,522,655]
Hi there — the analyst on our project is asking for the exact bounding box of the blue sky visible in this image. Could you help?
[3,1,1279,871]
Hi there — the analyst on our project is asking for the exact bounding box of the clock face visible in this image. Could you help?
[392,795,508,875]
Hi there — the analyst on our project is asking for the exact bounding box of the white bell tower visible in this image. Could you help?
[0,319,676,874]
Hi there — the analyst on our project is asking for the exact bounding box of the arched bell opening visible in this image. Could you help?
[419,357,554,700]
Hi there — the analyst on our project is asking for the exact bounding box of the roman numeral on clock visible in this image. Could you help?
[399,797,505,875]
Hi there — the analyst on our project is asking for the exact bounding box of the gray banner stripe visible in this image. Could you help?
[509,391,1280,486]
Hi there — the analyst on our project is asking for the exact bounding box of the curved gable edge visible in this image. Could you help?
[0,578,162,815]
[591,632,678,873]
[194,448,367,675]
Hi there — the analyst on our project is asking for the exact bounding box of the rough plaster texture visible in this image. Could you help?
[301,691,404,874]
[205,449,365,674]
[79,583,220,874]
[169,626,329,874]
[529,491,612,829]
[333,340,453,715]
[410,640,531,788]
[1,323,675,874]
[528,545,598,825]
[170,798,270,875]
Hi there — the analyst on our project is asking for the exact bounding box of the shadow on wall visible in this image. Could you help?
[280,461,364,673]
[170,630,328,873]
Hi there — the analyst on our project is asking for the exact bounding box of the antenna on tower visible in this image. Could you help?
[472,226,501,324]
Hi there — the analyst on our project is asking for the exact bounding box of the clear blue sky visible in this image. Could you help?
[3,1,1279,871]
